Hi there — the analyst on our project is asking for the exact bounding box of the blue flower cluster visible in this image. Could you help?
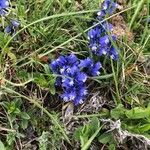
[0,0,20,35]
[5,20,20,35]
[0,0,9,16]
[88,0,119,60]
[97,0,118,19]
[50,54,101,105]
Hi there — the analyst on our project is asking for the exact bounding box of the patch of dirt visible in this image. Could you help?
[117,0,126,5]
[111,15,134,42]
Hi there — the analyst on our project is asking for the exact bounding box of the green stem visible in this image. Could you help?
[4,79,33,87]
[111,59,121,104]
[129,0,145,29]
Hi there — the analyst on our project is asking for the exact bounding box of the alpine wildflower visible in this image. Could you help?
[97,0,118,19]
[5,20,20,35]
[88,0,119,60]
[0,0,9,16]
[50,54,101,105]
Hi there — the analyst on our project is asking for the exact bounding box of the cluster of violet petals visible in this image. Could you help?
[5,20,20,35]
[0,0,20,35]
[0,0,9,16]
[50,54,101,105]
[88,0,119,60]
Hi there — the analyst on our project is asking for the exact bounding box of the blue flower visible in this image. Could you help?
[5,20,20,35]
[97,0,118,20]
[101,22,113,32]
[50,60,59,73]
[99,35,110,46]
[11,20,20,27]
[61,91,76,102]
[66,65,78,76]
[89,62,102,76]
[66,54,78,65]
[62,78,74,89]
[79,57,93,68]
[97,10,106,19]
[87,0,119,61]
[77,86,88,96]
[103,0,118,15]
[50,54,101,105]
[0,0,9,16]
[88,26,100,39]
[98,46,108,55]
[55,77,62,86]
[90,31,118,59]
[75,72,87,83]
[74,96,83,105]
[5,26,12,33]
[79,57,102,76]
[109,46,119,60]
[56,56,67,67]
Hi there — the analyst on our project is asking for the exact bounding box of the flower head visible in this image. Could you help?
[11,20,20,27]
[79,57,102,76]
[5,20,20,35]
[0,0,9,16]
[102,0,118,15]
[50,54,101,105]
[88,1,119,60]
[97,0,118,20]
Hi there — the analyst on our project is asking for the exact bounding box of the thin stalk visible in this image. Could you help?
[4,79,33,87]
[111,59,121,104]
[129,0,145,29]
[72,113,108,119]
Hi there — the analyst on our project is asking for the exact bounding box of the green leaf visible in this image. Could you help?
[125,107,150,119]
[20,112,30,120]
[108,144,116,150]
[74,126,82,140]
[49,78,56,95]
[0,141,6,150]
[81,125,101,150]
[17,70,29,80]
[98,132,112,144]
[89,117,100,134]
[44,64,51,74]
[80,125,90,147]
[6,132,16,146]
[34,74,48,88]
[14,108,21,114]
[38,131,49,150]
[74,117,101,149]
[34,73,56,95]
[7,51,17,63]
[47,75,56,95]
[110,104,125,119]
[21,119,29,130]
[138,124,150,133]
[0,32,11,48]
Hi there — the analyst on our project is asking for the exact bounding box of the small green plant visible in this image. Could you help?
[1,99,30,148]
[111,104,150,135]
[74,117,101,150]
